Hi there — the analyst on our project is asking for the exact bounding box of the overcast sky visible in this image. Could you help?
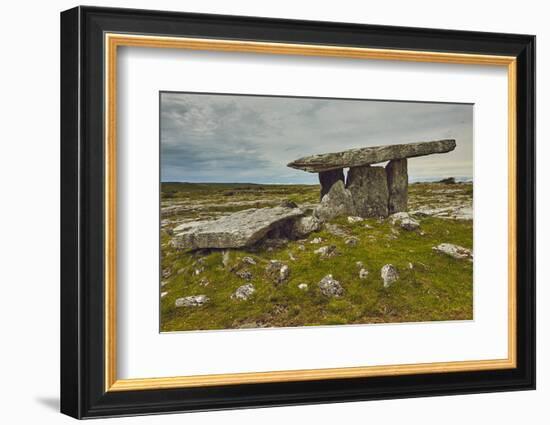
[160,92,473,184]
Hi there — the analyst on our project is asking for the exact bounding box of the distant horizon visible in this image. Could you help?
[161,92,473,184]
[161,176,474,185]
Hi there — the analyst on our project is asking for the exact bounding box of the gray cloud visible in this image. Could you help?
[160,92,473,184]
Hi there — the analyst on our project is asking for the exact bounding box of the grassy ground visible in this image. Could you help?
[160,182,473,332]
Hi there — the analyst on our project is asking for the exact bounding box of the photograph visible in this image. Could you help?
[159,92,474,332]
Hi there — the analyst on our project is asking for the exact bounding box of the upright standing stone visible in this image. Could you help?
[314,180,354,222]
[346,165,389,217]
[386,159,408,214]
[318,169,345,200]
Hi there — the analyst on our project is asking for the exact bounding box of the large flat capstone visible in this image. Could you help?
[287,139,456,173]
[171,206,303,250]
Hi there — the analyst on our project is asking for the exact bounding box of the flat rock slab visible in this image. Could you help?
[171,206,303,249]
[287,139,456,172]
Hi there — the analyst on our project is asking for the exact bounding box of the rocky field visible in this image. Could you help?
[159,181,473,332]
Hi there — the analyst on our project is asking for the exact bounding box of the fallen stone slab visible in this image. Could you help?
[171,206,303,249]
[287,139,456,173]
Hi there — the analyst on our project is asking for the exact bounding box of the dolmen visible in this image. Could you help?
[287,139,456,220]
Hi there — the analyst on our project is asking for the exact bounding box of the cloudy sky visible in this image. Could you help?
[160,92,473,184]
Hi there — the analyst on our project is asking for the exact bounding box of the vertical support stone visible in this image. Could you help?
[346,165,389,217]
[318,169,345,200]
[386,159,408,214]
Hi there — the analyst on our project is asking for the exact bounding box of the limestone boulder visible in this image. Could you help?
[318,274,344,297]
[171,206,303,249]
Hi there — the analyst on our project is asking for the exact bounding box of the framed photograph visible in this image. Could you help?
[60,6,535,419]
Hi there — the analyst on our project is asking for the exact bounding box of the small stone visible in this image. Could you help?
[432,243,473,260]
[161,291,168,298]
[175,295,209,307]
[177,268,186,275]
[318,274,344,297]
[298,283,308,291]
[356,261,364,268]
[381,264,399,288]
[297,244,306,251]
[162,268,172,279]
[242,256,256,265]
[266,260,290,284]
[364,224,374,229]
[310,237,323,244]
[199,277,210,287]
[389,212,420,231]
[359,268,369,279]
[345,237,359,246]
[194,267,204,276]
[408,262,414,269]
[288,252,296,261]
[314,245,338,259]
[231,283,256,301]
[236,269,253,280]
[347,216,364,224]
[161,280,168,287]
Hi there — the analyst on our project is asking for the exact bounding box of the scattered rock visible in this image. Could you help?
[364,223,374,229]
[408,262,414,269]
[199,278,210,287]
[298,283,308,291]
[161,291,168,298]
[356,261,364,268]
[231,283,256,301]
[310,237,323,244]
[265,260,290,284]
[347,216,364,224]
[161,280,168,287]
[236,269,253,280]
[177,268,186,275]
[288,252,296,261]
[381,264,399,288]
[432,243,473,260]
[162,268,172,279]
[291,215,321,238]
[242,256,256,265]
[345,237,359,246]
[194,267,204,276]
[297,244,306,251]
[390,212,420,231]
[314,180,354,222]
[314,245,338,259]
[175,295,209,307]
[318,274,344,297]
[171,206,303,249]
[359,268,369,279]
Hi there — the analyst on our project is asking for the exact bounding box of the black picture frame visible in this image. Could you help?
[60,5,535,419]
